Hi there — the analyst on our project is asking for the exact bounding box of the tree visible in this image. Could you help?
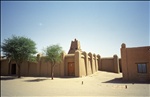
[1,35,37,78]
[44,44,63,80]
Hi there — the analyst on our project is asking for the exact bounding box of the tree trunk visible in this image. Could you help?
[17,63,21,78]
[28,61,30,76]
[51,65,55,80]
[8,58,11,75]
[39,61,41,76]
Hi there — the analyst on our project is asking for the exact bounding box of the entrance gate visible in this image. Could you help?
[68,62,75,76]
[11,64,16,75]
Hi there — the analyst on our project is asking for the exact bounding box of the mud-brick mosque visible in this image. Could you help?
[1,39,150,82]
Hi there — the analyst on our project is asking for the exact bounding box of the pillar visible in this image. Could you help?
[95,55,99,72]
[75,50,81,77]
[60,51,66,77]
[88,52,93,74]
[97,54,101,70]
[82,52,89,76]
[93,54,97,72]
[121,43,129,80]
[113,54,120,73]
[91,53,95,74]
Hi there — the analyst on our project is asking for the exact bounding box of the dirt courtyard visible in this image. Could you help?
[1,71,150,97]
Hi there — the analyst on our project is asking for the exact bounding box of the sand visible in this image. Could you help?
[1,71,150,97]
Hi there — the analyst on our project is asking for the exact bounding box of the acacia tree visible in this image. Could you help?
[1,35,37,78]
[44,44,63,80]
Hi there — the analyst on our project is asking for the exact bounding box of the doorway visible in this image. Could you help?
[68,62,75,76]
[11,64,16,75]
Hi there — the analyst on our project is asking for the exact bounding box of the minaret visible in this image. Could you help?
[68,39,82,54]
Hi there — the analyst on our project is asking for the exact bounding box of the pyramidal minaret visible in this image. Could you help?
[68,39,82,54]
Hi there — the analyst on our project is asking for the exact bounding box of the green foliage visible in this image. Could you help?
[36,54,41,62]
[44,44,63,79]
[1,35,37,64]
[44,44,63,65]
[28,55,37,63]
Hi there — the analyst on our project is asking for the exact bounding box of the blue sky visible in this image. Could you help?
[1,1,149,57]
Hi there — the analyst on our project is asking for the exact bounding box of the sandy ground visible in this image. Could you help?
[1,71,150,97]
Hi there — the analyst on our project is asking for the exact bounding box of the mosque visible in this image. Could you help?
[1,39,150,82]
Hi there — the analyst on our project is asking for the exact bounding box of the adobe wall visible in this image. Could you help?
[101,57,114,72]
[54,63,61,77]
[36,57,61,77]
[1,39,101,78]
[73,51,99,77]
[0,59,29,76]
[126,47,149,81]
[87,57,92,75]
[59,52,66,77]
[27,62,37,76]
[1,37,121,77]
[0,55,63,77]
[1,52,119,78]
[87,53,92,75]
[64,54,75,76]
[74,50,81,77]
[81,55,86,76]
[88,53,93,74]
[85,52,98,76]
[82,52,89,75]
[20,61,29,76]
[121,43,150,82]
[98,55,120,73]
[119,59,122,72]
[1,59,9,75]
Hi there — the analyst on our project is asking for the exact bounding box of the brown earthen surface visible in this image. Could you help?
[1,71,149,96]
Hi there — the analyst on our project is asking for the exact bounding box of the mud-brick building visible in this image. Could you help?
[121,43,150,82]
[1,39,105,77]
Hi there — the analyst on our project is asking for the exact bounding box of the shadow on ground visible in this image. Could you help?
[24,76,79,82]
[0,76,17,80]
[103,78,150,84]
[59,76,79,79]
[24,78,48,82]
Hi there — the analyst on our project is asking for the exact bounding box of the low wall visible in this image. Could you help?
[0,57,62,77]
[0,59,9,75]
[1,52,120,77]
[99,55,120,73]
[101,58,114,72]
